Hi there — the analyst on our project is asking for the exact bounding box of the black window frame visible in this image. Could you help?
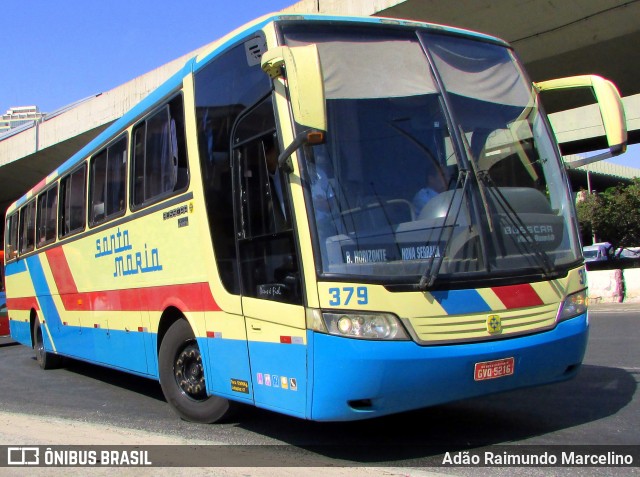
[89,134,128,227]
[36,184,59,247]
[58,164,88,239]
[18,200,37,255]
[194,35,272,295]
[5,212,19,262]
[130,94,189,211]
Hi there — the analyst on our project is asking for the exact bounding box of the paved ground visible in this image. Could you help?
[0,302,638,476]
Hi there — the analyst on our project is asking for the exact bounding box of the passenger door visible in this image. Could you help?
[232,96,308,418]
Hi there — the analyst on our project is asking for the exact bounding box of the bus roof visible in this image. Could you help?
[7,13,507,214]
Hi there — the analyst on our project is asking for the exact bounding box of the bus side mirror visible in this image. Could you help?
[535,75,627,169]
[261,45,327,133]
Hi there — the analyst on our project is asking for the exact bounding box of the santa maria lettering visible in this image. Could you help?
[95,228,132,257]
[94,228,163,277]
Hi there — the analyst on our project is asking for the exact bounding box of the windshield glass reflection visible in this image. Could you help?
[283,25,580,284]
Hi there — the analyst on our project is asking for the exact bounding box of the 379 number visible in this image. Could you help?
[328,286,368,306]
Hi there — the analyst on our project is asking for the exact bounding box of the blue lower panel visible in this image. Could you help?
[51,321,83,354]
[97,329,149,374]
[10,320,31,346]
[310,315,589,421]
[203,337,254,405]
[248,341,307,418]
[11,320,153,378]
[55,327,149,375]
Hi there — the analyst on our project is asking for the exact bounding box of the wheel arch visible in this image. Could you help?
[29,308,39,348]
[156,306,188,356]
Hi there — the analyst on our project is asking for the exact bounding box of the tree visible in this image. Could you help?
[576,179,640,256]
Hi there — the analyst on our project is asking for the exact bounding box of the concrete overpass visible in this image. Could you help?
[1,0,639,216]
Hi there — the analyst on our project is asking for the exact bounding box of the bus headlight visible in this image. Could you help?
[320,312,409,340]
[557,289,588,322]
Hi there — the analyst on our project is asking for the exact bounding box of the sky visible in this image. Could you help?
[1,1,637,170]
[1,1,294,112]
[617,144,640,170]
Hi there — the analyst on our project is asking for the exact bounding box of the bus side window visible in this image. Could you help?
[131,96,188,209]
[19,201,36,254]
[90,135,127,226]
[36,185,58,246]
[194,35,272,296]
[59,165,87,238]
[5,213,19,259]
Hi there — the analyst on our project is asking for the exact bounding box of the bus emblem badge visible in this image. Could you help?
[487,315,502,334]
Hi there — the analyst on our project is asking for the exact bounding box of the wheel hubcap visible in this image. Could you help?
[174,341,206,400]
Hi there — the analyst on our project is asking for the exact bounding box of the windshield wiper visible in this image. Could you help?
[418,168,470,290]
[457,126,495,234]
[477,171,553,274]
[454,126,553,275]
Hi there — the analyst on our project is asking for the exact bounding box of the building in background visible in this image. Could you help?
[0,106,44,135]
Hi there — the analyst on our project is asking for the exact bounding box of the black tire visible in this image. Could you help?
[33,319,63,370]
[158,319,236,423]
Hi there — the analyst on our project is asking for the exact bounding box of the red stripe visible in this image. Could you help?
[6,297,40,311]
[57,281,221,313]
[45,246,220,312]
[491,284,544,309]
[46,247,78,294]
[30,177,48,198]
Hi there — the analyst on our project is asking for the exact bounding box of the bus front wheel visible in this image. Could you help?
[158,319,236,423]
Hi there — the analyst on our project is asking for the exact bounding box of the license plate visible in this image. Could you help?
[474,357,515,381]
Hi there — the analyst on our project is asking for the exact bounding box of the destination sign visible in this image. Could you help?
[342,242,443,264]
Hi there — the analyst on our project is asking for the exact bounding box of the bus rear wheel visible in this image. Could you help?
[33,319,63,370]
[158,319,236,423]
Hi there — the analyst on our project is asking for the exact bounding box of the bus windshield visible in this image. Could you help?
[283,24,581,285]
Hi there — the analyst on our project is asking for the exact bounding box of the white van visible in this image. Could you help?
[583,242,611,263]
[617,247,640,259]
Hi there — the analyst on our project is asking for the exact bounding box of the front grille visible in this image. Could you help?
[406,302,559,345]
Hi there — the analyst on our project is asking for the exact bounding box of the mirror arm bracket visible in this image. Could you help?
[278,129,325,173]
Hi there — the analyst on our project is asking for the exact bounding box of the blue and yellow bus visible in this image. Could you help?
[3,13,626,423]
[0,250,7,336]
